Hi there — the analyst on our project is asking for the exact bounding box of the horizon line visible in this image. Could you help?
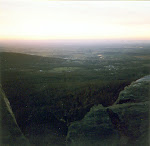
[0,38,150,42]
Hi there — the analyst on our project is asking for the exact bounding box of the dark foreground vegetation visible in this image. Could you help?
[0,46,149,145]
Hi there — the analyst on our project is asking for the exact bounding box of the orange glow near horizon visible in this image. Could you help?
[0,1,150,41]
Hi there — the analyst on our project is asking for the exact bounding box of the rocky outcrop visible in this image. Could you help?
[108,102,149,145]
[116,75,150,104]
[67,105,120,146]
[66,75,150,146]
[0,85,29,146]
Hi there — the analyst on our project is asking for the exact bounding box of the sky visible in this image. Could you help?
[0,0,150,41]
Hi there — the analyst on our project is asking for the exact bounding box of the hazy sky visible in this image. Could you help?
[0,0,150,40]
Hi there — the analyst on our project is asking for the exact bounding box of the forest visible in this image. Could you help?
[0,46,149,145]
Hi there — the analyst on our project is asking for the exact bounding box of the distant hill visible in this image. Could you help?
[0,52,64,66]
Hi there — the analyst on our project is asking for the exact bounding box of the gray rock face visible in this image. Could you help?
[0,85,30,146]
[136,75,150,83]
[116,75,149,104]
[67,75,150,146]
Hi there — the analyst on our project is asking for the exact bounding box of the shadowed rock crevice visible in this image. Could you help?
[106,108,128,134]
[117,99,136,104]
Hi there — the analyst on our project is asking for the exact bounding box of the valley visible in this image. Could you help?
[0,44,150,145]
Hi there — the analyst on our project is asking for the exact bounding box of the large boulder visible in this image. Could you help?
[109,101,149,146]
[0,85,30,146]
[67,75,150,146]
[110,75,150,145]
[66,105,120,146]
